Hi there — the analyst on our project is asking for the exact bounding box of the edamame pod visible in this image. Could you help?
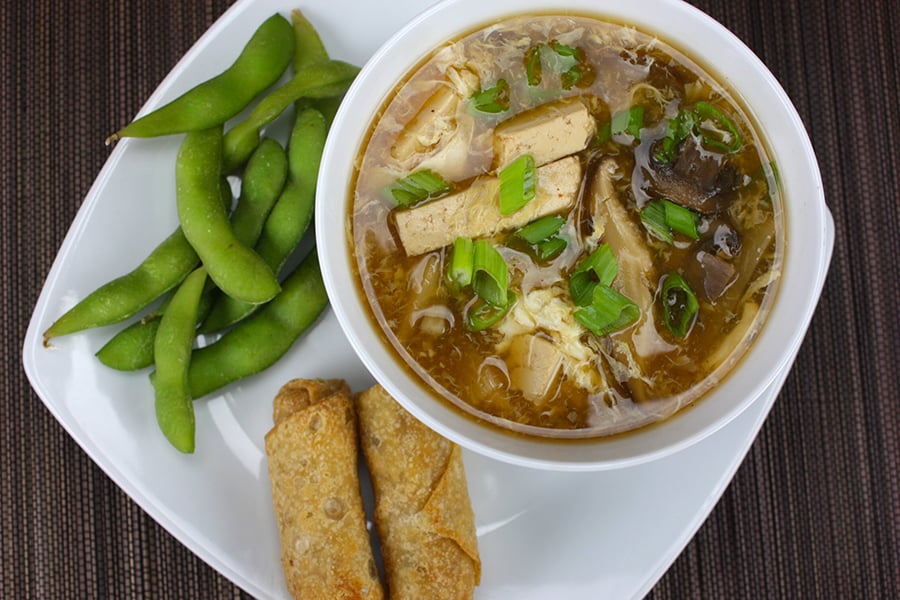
[151,266,207,453]
[188,249,328,399]
[176,127,280,304]
[222,60,358,172]
[94,177,233,369]
[43,227,200,343]
[96,315,160,370]
[201,107,326,332]
[229,137,287,245]
[107,14,294,142]
[291,9,329,71]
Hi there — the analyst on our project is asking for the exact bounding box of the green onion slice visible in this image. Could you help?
[472,240,509,307]
[640,199,699,243]
[515,215,565,244]
[639,200,673,244]
[549,40,579,57]
[664,200,699,239]
[524,44,544,87]
[653,108,698,163]
[611,105,644,140]
[574,285,640,337]
[386,169,451,208]
[560,62,595,90]
[446,237,474,289]
[471,79,510,114]
[660,272,699,338]
[499,154,536,215]
[594,121,612,146]
[694,101,742,153]
[569,243,618,306]
[467,291,516,331]
[537,237,567,260]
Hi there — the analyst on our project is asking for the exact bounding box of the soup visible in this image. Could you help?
[350,14,783,438]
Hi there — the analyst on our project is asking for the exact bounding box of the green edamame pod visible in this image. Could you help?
[96,284,219,371]
[96,315,161,370]
[258,107,327,273]
[44,227,201,343]
[188,249,328,399]
[151,266,207,453]
[95,177,233,370]
[229,137,287,245]
[291,8,329,71]
[107,14,294,142]
[290,9,342,125]
[201,107,327,333]
[176,127,280,304]
[222,60,358,172]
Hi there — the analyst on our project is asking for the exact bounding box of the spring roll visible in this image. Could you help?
[356,384,481,599]
[265,379,384,600]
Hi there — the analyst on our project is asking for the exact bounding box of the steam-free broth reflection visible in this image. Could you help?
[350,15,783,438]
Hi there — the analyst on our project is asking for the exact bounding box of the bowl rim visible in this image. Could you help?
[316,0,833,471]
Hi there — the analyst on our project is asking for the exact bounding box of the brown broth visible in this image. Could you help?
[350,15,784,438]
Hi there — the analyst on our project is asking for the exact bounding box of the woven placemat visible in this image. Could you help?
[2,0,897,598]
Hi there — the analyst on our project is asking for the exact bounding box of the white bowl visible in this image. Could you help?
[316,0,833,471]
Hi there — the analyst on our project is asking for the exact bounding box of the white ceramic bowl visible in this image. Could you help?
[316,0,833,470]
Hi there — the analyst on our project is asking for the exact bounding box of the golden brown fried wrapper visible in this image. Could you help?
[265,379,384,600]
[356,384,481,600]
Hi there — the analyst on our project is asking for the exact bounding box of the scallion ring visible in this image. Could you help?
[660,272,699,338]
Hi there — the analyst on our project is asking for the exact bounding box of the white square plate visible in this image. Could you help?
[23,0,833,597]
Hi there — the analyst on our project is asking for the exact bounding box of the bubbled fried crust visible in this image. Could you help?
[356,384,481,599]
[266,379,384,600]
[272,378,351,425]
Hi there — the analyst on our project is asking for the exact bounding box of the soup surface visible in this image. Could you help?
[350,15,783,437]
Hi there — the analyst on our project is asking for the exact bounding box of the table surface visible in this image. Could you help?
[3,0,898,598]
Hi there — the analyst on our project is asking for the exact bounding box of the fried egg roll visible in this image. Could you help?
[356,384,481,599]
[265,379,384,600]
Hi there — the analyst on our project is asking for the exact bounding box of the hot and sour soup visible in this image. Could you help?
[350,15,784,438]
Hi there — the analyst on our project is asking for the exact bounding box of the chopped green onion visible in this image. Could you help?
[467,291,516,331]
[594,121,612,146]
[549,40,579,57]
[537,237,567,260]
[611,105,644,140]
[574,285,640,337]
[639,200,673,244]
[515,215,565,244]
[499,154,536,215]
[664,200,699,239]
[524,44,544,86]
[640,199,699,243]
[576,243,617,285]
[569,271,598,307]
[385,169,451,207]
[654,108,698,163]
[660,272,699,338]
[569,243,618,306]
[694,101,742,153]
[472,240,509,307]
[471,79,510,114]
[446,237,474,289]
[560,62,595,90]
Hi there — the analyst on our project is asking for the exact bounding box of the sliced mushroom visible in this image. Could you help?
[648,137,738,212]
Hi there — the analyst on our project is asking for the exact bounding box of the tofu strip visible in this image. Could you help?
[493,98,596,170]
[394,155,581,255]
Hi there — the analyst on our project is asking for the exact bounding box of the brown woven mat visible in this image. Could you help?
[3,0,898,598]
